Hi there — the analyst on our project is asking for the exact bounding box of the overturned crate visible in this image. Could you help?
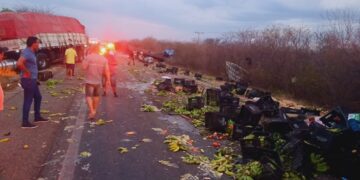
[194,73,202,80]
[254,95,280,117]
[173,78,185,86]
[205,88,221,106]
[156,77,173,91]
[245,88,271,99]
[187,96,204,110]
[183,80,198,94]
[205,112,229,133]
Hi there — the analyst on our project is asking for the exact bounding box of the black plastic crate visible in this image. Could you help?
[254,96,280,117]
[205,88,220,106]
[220,82,236,92]
[307,122,340,150]
[205,112,228,132]
[300,107,321,116]
[320,106,348,130]
[38,71,53,81]
[156,63,166,68]
[236,103,262,126]
[187,96,204,110]
[261,110,291,134]
[240,145,283,173]
[220,105,241,120]
[220,96,239,107]
[166,67,178,74]
[235,86,248,95]
[194,73,202,80]
[173,78,185,86]
[236,80,249,88]
[183,84,198,94]
[232,124,262,140]
[156,78,172,91]
[184,80,196,86]
[281,107,320,116]
[245,88,271,99]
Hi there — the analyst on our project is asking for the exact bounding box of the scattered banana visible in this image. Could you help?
[234,161,262,180]
[164,135,192,152]
[182,153,209,164]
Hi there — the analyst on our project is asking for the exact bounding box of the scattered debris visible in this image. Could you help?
[79,151,92,158]
[126,131,137,136]
[158,160,179,168]
[141,104,158,112]
[0,138,10,143]
[164,135,193,152]
[3,132,11,136]
[9,106,17,110]
[182,154,209,165]
[46,79,63,89]
[95,119,106,126]
[117,147,129,154]
[141,138,153,143]
[180,173,199,180]
[64,125,75,132]
[81,163,90,171]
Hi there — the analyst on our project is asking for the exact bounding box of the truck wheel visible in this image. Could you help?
[37,53,49,70]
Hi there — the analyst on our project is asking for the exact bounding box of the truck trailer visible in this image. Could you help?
[0,12,88,69]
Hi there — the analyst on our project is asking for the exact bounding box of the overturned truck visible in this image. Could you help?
[0,12,88,69]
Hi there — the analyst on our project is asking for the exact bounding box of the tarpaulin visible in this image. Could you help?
[0,12,85,40]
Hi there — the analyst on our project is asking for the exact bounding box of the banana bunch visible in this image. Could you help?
[192,119,204,127]
[283,171,306,180]
[234,161,263,180]
[310,153,329,173]
[181,153,209,164]
[164,135,192,152]
[210,154,235,176]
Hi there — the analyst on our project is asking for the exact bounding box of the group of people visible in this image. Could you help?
[0,36,119,128]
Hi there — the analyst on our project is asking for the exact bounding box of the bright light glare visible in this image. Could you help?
[106,43,115,50]
[99,47,107,55]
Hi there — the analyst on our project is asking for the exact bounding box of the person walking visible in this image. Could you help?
[65,44,77,79]
[17,37,48,128]
[102,51,118,97]
[82,46,110,120]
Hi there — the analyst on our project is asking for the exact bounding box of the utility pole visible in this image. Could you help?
[194,32,204,43]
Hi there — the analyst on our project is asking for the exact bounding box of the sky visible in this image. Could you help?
[1,0,360,41]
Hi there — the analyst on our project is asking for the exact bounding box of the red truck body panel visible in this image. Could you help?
[0,12,85,40]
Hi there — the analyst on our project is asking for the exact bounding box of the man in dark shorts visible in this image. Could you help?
[82,47,110,120]
[65,44,77,79]
[102,51,118,97]
[17,37,48,128]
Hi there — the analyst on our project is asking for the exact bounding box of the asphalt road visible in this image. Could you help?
[39,57,223,180]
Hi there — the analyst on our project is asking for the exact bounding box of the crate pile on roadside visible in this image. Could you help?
[152,70,360,179]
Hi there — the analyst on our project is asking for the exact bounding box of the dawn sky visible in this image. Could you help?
[1,0,359,41]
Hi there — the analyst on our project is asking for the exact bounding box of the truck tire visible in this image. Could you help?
[37,53,49,70]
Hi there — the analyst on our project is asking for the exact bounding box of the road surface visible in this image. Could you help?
[35,56,224,180]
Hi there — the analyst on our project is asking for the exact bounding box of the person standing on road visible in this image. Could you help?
[82,46,110,120]
[17,37,48,128]
[65,44,77,79]
[0,47,5,112]
[129,50,135,66]
[102,51,118,97]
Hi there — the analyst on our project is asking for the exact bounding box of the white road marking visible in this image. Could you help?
[58,97,87,180]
